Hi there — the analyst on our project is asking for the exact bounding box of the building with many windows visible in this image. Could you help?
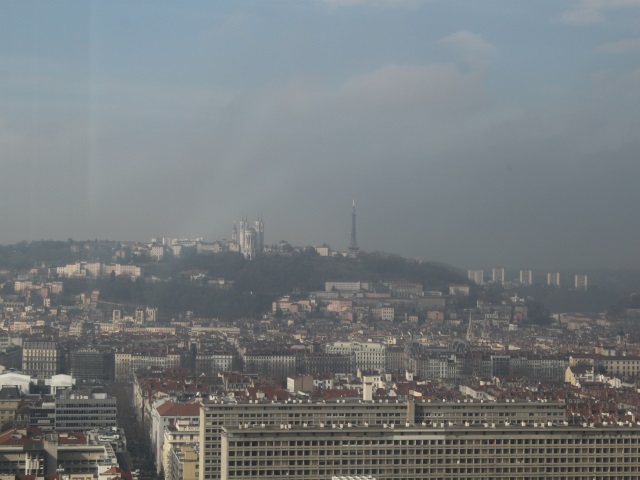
[29,391,117,432]
[195,352,236,377]
[114,352,182,382]
[22,340,62,379]
[325,342,386,373]
[0,430,119,477]
[242,352,297,383]
[492,267,505,285]
[219,423,640,480]
[519,269,533,286]
[167,443,200,480]
[198,398,569,480]
[162,418,201,476]
[70,348,114,381]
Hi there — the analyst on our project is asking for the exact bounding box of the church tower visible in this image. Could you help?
[239,215,247,252]
[255,215,264,254]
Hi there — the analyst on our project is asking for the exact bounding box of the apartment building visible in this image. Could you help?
[0,386,21,426]
[242,352,296,382]
[29,392,117,432]
[162,418,201,476]
[152,401,200,475]
[411,399,566,426]
[492,267,505,285]
[22,340,62,379]
[520,269,533,286]
[0,430,119,478]
[70,348,114,381]
[325,342,386,372]
[55,262,142,279]
[219,423,640,480]
[299,353,353,375]
[195,352,236,377]
[324,282,370,293]
[199,399,407,480]
[597,355,640,379]
[199,398,568,480]
[115,352,182,382]
[167,443,200,480]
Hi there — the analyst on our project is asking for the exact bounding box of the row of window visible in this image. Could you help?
[224,466,640,478]
[224,436,640,448]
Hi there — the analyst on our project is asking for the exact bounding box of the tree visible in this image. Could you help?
[525,299,553,325]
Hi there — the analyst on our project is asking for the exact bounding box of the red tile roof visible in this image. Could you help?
[155,401,200,417]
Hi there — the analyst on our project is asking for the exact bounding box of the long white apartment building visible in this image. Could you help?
[325,282,370,293]
[199,398,568,480]
[220,423,640,480]
[55,262,142,279]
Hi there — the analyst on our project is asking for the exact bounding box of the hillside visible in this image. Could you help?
[61,251,467,320]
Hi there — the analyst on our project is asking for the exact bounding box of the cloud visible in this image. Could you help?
[439,31,495,71]
[315,0,423,7]
[339,63,480,111]
[560,0,640,25]
[195,59,640,268]
[317,0,368,5]
[3,37,640,268]
[439,30,496,56]
[598,37,640,54]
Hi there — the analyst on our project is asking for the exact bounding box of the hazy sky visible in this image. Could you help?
[1,0,640,269]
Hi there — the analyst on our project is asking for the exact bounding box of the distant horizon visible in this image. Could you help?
[2,237,640,276]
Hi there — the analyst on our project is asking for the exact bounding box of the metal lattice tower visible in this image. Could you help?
[348,200,359,257]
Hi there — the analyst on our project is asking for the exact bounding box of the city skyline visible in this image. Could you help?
[2,1,640,270]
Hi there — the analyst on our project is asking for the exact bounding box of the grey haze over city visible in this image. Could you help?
[1,0,640,270]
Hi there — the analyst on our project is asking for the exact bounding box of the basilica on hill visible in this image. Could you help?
[231,215,264,260]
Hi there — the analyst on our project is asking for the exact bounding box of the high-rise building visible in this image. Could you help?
[492,267,505,285]
[547,272,560,287]
[575,274,588,290]
[348,201,359,258]
[519,269,533,286]
[467,270,484,285]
